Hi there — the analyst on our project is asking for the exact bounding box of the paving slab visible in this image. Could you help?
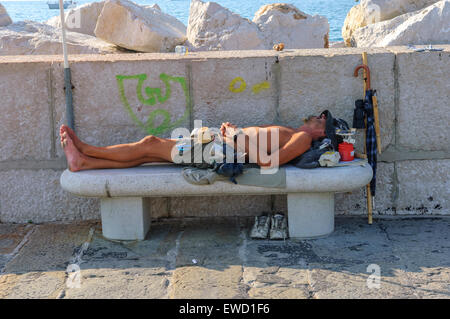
[0,271,66,299]
[64,268,170,299]
[169,218,248,298]
[2,222,95,273]
[0,224,32,270]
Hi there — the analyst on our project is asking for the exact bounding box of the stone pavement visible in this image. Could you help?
[0,216,449,299]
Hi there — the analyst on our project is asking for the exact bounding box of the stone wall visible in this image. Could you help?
[0,47,449,223]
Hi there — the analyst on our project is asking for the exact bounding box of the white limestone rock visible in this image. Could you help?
[46,1,105,37]
[187,0,265,51]
[0,20,119,55]
[0,3,12,27]
[351,0,450,47]
[253,3,329,49]
[342,0,440,46]
[94,0,186,52]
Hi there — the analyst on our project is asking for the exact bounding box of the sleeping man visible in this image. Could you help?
[59,115,327,172]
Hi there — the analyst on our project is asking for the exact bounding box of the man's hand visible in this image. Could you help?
[220,122,238,137]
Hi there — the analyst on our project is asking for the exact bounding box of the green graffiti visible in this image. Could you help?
[116,73,191,136]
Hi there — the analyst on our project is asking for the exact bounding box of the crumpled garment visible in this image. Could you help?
[181,167,226,185]
[182,165,286,188]
[318,151,341,167]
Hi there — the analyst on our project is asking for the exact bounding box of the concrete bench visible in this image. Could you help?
[60,164,373,241]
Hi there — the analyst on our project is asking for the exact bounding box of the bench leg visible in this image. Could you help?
[287,192,334,239]
[100,197,152,240]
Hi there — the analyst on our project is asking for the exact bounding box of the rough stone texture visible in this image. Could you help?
[278,49,396,152]
[335,162,396,216]
[253,3,329,49]
[191,55,277,127]
[169,195,272,218]
[2,222,94,273]
[65,268,170,298]
[0,3,12,27]
[187,0,265,51]
[0,272,66,299]
[342,0,439,46]
[395,48,450,151]
[169,218,247,298]
[0,21,120,55]
[46,1,105,37]
[395,160,449,215]
[0,224,29,255]
[0,62,53,162]
[1,217,450,298]
[60,164,372,197]
[51,58,191,162]
[0,169,99,223]
[94,0,187,52]
[351,1,450,47]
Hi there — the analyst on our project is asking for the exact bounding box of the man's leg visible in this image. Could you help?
[61,133,165,172]
[60,125,176,162]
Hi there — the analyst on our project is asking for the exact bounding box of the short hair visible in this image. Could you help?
[302,115,317,124]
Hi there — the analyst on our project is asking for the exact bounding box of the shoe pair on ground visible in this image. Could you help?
[250,213,288,240]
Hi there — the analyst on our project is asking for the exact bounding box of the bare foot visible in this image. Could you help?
[61,133,85,172]
[60,125,88,154]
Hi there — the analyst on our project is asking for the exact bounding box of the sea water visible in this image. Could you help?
[1,0,356,42]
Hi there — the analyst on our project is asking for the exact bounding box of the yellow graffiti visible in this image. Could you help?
[252,81,270,94]
[229,77,247,93]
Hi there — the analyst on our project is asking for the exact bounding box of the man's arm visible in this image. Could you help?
[259,132,312,168]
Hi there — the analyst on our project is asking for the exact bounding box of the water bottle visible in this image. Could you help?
[175,45,188,55]
[176,135,191,155]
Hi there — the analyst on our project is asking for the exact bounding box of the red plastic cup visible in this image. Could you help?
[338,142,354,161]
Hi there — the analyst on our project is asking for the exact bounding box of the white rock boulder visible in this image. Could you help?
[94,0,187,52]
[0,3,12,27]
[46,1,105,37]
[342,0,440,46]
[351,0,450,47]
[0,21,120,55]
[187,0,265,51]
[253,3,329,49]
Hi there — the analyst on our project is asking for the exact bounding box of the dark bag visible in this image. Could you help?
[290,139,333,169]
[213,162,244,184]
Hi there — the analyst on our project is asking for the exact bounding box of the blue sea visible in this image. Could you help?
[1,0,356,42]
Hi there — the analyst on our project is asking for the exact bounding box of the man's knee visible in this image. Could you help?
[139,135,159,149]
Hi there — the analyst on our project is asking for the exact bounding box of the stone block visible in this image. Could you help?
[191,56,278,128]
[0,62,53,161]
[0,169,99,223]
[396,160,449,215]
[396,49,450,151]
[335,162,396,215]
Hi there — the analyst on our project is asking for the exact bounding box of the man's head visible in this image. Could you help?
[301,115,327,140]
